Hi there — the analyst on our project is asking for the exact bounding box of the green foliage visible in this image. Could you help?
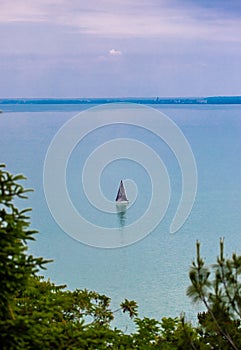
[120,299,138,319]
[2,164,241,349]
[0,164,48,320]
[187,239,241,350]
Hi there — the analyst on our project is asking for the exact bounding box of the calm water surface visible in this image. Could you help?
[1,103,241,328]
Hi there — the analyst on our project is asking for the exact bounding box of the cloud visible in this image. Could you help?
[0,0,241,97]
[53,1,241,43]
[0,0,241,43]
[0,0,67,24]
[109,49,122,56]
[0,0,48,23]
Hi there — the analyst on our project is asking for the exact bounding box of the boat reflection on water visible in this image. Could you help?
[115,180,129,228]
[116,203,128,228]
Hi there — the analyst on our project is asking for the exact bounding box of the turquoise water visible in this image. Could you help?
[1,102,241,328]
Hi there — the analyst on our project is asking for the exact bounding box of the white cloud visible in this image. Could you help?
[0,0,47,22]
[109,49,122,56]
[54,1,241,43]
[1,0,241,43]
[0,0,67,23]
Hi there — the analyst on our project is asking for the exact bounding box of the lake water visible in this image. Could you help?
[1,102,241,328]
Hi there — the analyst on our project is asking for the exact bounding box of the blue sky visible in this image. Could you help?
[0,0,241,97]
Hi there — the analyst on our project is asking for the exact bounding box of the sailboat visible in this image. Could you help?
[115,180,129,205]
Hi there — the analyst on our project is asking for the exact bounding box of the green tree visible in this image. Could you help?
[2,164,228,349]
[187,240,241,350]
[0,165,139,349]
[0,164,47,319]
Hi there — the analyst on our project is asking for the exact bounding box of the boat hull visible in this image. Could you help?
[116,201,129,213]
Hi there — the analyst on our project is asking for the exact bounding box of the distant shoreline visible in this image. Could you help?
[1,96,241,105]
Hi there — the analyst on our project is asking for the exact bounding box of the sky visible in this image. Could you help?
[0,0,241,97]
